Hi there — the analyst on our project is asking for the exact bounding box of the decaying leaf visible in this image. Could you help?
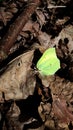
[0,50,35,101]
[40,75,73,123]
[52,25,73,52]
[52,95,73,123]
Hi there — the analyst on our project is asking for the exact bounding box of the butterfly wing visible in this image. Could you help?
[36,48,60,75]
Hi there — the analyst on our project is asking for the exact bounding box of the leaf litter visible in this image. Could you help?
[0,0,73,130]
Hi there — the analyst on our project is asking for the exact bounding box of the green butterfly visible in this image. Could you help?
[36,48,60,76]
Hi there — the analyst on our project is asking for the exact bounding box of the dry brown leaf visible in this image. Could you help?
[52,25,73,52]
[52,96,73,123]
[0,50,35,101]
[36,9,46,27]
[41,75,73,104]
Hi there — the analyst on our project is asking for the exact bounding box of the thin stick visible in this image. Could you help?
[48,5,66,9]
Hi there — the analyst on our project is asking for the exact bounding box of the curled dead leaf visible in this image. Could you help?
[0,50,35,101]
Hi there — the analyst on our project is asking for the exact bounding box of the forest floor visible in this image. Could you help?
[0,0,73,130]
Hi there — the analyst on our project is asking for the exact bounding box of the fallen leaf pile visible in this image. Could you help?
[0,0,73,130]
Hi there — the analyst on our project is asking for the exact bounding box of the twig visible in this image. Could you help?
[48,5,66,9]
[0,0,41,61]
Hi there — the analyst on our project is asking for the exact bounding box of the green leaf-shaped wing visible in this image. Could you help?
[36,48,60,75]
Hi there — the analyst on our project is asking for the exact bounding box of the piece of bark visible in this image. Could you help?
[0,50,35,102]
[0,0,41,61]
